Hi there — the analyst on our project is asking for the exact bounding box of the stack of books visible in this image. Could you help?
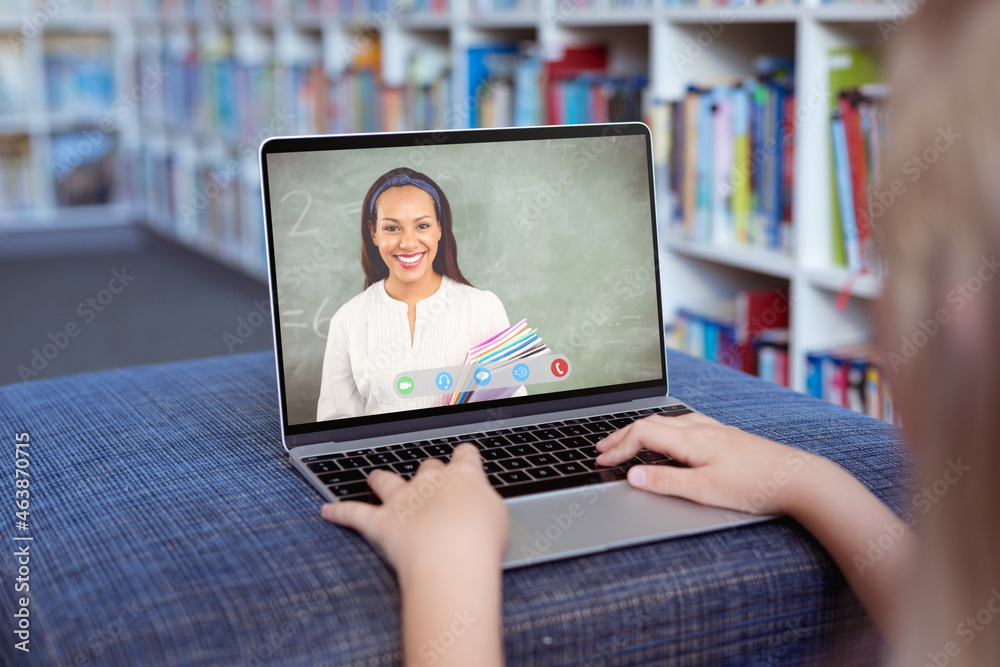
[44,34,114,117]
[468,44,647,129]
[672,288,791,385]
[277,60,329,135]
[402,50,452,131]
[806,343,896,424]
[831,87,889,274]
[328,33,381,134]
[449,319,549,404]
[827,47,887,274]
[656,57,796,253]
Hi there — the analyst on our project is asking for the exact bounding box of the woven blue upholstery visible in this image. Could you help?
[0,350,912,665]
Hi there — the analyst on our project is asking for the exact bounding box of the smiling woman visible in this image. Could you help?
[316,168,520,421]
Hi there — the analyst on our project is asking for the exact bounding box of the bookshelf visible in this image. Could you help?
[2,0,903,409]
[0,0,133,230]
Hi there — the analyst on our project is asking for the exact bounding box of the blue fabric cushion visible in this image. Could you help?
[0,350,913,665]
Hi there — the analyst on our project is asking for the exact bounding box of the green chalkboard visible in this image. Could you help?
[266,134,662,425]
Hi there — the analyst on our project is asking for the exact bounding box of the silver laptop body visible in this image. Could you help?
[259,122,764,568]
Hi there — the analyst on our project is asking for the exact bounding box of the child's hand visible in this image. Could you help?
[320,443,509,573]
[595,412,818,516]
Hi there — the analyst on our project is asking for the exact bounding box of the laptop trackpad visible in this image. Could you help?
[502,482,764,567]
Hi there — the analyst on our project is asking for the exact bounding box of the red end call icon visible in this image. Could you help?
[550,357,569,378]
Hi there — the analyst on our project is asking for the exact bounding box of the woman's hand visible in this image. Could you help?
[595,412,821,516]
[321,442,509,573]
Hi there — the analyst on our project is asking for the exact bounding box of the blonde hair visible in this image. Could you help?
[881,0,1000,663]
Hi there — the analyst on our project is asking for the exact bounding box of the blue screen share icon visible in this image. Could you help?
[474,368,491,386]
[435,372,453,391]
[512,363,530,382]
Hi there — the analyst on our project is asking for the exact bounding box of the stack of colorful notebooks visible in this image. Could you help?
[448,319,549,405]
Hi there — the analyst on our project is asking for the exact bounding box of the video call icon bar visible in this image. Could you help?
[393,354,572,399]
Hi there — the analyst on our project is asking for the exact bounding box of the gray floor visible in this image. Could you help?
[0,225,273,386]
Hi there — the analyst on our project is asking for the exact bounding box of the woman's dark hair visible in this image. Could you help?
[360,167,472,290]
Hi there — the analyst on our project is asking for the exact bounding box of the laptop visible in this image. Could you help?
[259,122,765,568]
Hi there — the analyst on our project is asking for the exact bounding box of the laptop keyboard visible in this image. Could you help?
[301,404,693,504]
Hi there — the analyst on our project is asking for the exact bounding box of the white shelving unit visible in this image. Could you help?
[1,0,899,394]
[0,0,135,231]
[650,1,892,393]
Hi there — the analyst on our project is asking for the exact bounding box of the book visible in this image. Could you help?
[467,44,520,128]
[674,287,789,380]
[735,288,790,375]
[711,88,734,246]
[840,91,870,270]
[543,45,608,126]
[50,129,115,207]
[804,342,897,424]
[827,47,883,269]
[667,62,795,252]
[0,134,34,213]
[448,319,549,404]
[43,33,114,117]
[831,110,862,272]
[756,329,789,387]
[0,37,26,115]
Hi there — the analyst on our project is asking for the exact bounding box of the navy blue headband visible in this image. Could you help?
[367,174,442,223]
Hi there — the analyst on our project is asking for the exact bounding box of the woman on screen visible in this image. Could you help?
[316,167,518,421]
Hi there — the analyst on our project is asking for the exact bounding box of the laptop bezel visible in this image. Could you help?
[259,122,669,451]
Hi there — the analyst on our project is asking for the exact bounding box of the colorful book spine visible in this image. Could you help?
[668,70,793,252]
[831,111,863,272]
[711,89,734,246]
[674,288,789,382]
[804,344,897,425]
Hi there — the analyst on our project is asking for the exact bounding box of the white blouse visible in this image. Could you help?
[316,276,516,421]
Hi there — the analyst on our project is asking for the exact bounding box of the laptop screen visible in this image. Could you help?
[261,123,666,441]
